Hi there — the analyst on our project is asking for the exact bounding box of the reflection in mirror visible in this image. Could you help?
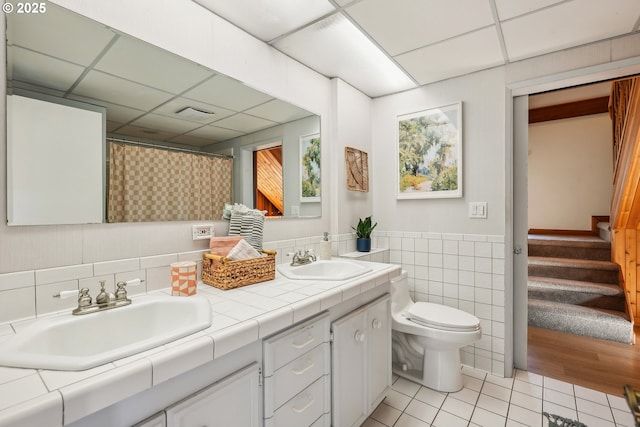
[255,145,283,217]
[6,3,321,224]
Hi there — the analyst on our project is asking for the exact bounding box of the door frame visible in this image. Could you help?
[507,58,640,372]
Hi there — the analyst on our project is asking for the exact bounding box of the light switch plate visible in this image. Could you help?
[469,202,488,219]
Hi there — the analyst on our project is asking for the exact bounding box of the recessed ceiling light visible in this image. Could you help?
[176,107,215,122]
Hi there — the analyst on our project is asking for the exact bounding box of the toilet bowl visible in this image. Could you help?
[390,271,481,392]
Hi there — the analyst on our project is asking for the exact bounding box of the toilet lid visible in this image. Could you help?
[405,302,480,332]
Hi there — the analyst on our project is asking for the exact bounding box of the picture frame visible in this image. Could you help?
[345,146,369,192]
[300,133,321,203]
[396,102,462,199]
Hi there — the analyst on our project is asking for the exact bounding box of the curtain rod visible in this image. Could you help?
[106,137,233,159]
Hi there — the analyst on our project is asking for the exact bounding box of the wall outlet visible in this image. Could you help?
[192,225,213,240]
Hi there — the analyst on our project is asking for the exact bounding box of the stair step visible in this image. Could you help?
[528,298,633,344]
[528,235,610,261]
[528,256,619,284]
[528,276,625,310]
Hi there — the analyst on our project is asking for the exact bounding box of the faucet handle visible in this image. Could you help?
[115,279,145,301]
[54,289,79,299]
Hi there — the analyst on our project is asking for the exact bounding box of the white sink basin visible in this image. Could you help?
[0,294,212,371]
[277,259,372,281]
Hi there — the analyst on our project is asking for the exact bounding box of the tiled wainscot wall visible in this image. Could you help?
[0,230,505,376]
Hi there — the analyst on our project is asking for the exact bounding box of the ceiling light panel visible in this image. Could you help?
[193,0,335,42]
[345,0,494,56]
[274,13,416,97]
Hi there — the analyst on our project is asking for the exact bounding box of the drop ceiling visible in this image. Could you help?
[6,0,640,148]
[194,0,640,97]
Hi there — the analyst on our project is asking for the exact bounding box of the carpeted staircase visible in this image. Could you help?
[527,234,634,344]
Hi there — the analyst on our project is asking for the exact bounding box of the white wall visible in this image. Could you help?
[528,114,613,231]
[371,67,507,236]
[332,79,374,235]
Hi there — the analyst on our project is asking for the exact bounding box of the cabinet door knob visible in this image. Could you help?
[354,330,365,342]
[372,318,382,329]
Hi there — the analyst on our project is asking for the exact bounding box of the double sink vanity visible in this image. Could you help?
[0,258,400,427]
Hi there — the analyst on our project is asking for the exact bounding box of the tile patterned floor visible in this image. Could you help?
[362,367,637,427]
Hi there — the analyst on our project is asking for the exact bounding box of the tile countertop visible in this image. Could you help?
[0,260,400,427]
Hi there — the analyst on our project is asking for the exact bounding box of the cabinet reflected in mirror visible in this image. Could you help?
[6,2,321,225]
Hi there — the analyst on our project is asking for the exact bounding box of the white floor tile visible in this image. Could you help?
[471,406,507,426]
[404,399,438,424]
[394,413,430,427]
[371,402,402,426]
[432,409,469,427]
[361,368,636,427]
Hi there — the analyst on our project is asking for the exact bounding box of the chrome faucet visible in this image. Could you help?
[288,249,317,266]
[54,279,144,315]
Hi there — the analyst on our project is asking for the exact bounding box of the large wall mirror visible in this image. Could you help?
[6,3,321,225]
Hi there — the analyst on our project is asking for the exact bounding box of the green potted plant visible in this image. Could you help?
[352,215,377,252]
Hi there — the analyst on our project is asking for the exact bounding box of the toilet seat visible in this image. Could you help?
[404,302,480,332]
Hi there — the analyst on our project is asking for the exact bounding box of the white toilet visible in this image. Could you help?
[390,271,481,392]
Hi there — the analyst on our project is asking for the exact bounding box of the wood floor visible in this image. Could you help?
[527,325,640,396]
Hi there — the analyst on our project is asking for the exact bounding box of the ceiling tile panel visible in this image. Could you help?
[183,75,274,112]
[213,113,278,133]
[10,48,85,93]
[130,113,206,134]
[7,4,114,66]
[94,36,213,95]
[494,0,564,20]
[244,99,313,123]
[502,0,640,61]
[71,71,174,111]
[187,125,243,142]
[346,0,495,56]
[193,0,336,41]
[395,27,505,85]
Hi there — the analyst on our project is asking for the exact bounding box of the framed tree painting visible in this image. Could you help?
[396,102,462,199]
[300,133,321,202]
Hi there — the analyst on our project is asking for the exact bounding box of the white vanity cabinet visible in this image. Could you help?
[263,312,331,427]
[133,412,166,427]
[165,363,260,427]
[331,295,391,427]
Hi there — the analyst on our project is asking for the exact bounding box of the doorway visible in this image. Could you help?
[511,68,640,390]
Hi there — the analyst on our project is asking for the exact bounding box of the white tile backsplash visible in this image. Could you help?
[0,230,507,376]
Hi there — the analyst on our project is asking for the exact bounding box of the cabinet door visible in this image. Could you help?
[367,295,391,411]
[331,307,367,427]
[166,363,260,427]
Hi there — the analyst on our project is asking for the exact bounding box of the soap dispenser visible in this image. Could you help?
[318,232,332,260]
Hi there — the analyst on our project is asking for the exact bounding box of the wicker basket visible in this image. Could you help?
[201,249,276,290]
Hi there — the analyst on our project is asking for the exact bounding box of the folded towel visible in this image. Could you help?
[209,236,245,256]
[228,208,265,251]
[227,238,262,260]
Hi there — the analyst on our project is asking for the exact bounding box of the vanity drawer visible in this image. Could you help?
[265,375,329,427]
[263,312,329,375]
[264,342,329,417]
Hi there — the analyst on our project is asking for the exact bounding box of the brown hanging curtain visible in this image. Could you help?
[107,142,232,222]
